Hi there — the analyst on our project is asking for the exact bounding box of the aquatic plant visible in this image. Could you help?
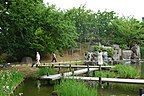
[36,67,56,77]
[114,64,139,78]
[0,70,24,96]
[94,71,116,78]
[111,83,144,94]
[55,79,97,96]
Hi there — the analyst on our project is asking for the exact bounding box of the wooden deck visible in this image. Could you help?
[40,60,82,65]
[38,64,114,69]
[64,76,144,84]
[40,68,98,80]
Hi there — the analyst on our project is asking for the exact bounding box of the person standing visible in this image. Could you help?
[98,50,103,65]
[36,52,40,64]
[51,53,57,62]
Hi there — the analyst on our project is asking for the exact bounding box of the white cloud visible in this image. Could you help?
[43,0,144,20]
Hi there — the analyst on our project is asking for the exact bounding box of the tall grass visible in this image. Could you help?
[36,67,56,77]
[94,64,139,78]
[0,70,24,96]
[114,64,139,78]
[94,71,116,78]
[55,79,97,96]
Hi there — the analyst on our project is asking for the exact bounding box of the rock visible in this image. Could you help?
[21,57,33,64]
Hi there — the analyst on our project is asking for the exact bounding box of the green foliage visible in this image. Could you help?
[95,11,117,44]
[0,53,9,64]
[36,67,56,77]
[55,79,97,96]
[0,70,24,96]
[95,64,139,78]
[93,45,114,57]
[95,71,116,78]
[110,17,144,47]
[65,6,98,42]
[114,64,139,78]
[1,0,144,63]
[140,47,144,59]
[0,0,78,62]
[112,83,144,94]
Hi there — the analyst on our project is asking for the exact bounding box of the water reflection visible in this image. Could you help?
[12,78,53,96]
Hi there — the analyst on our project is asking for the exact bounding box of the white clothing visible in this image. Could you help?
[36,52,40,64]
[98,52,103,65]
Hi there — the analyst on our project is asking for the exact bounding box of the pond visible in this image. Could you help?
[12,63,144,96]
[11,78,143,96]
[11,78,53,96]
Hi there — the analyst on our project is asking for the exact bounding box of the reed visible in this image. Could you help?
[94,71,116,78]
[36,67,56,77]
[55,79,97,96]
[114,64,139,78]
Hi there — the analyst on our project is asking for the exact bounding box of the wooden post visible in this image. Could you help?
[47,72,49,76]
[99,77,102,87]
[75,63,78,70]
[58,63,61,74]
[92,71,95,77]
[69,64,72,71]
[139,88,144,96]
[58,79,61,84]
[99,65,102,87]
[87,64,90,76]
[99,65,101,71]
[141,64,144,78]
[72,70,74,76]
[106,74,109,87]
[51,64,54,68]
[61,72,64,77]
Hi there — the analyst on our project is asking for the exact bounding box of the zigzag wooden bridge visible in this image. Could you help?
[38,64,114,69]
[40,68,98,80]
[64,76,144,84]
[39,63,144,85]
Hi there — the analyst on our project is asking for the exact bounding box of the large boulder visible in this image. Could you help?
[21,57,33,64]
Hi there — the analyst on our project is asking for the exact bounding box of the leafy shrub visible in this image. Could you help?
[114,64,139,78]
[36,67,56,77]
[55,79,97,96]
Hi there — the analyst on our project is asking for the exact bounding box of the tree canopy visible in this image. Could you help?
[0,1,144,62]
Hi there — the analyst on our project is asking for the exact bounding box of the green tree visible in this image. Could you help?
[65,6,97,42]
[0,0,77,62]
[110,17,144,48]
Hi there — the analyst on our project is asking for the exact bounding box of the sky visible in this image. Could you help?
[43,0,144,21]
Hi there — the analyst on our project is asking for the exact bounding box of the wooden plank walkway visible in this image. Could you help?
[64,76,144,84]
[38,64,114,69]
[40,60,82,65]
[40,68,98,80]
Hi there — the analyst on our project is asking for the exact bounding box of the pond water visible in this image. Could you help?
[11,78,143,96]
[11,78,53,96]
